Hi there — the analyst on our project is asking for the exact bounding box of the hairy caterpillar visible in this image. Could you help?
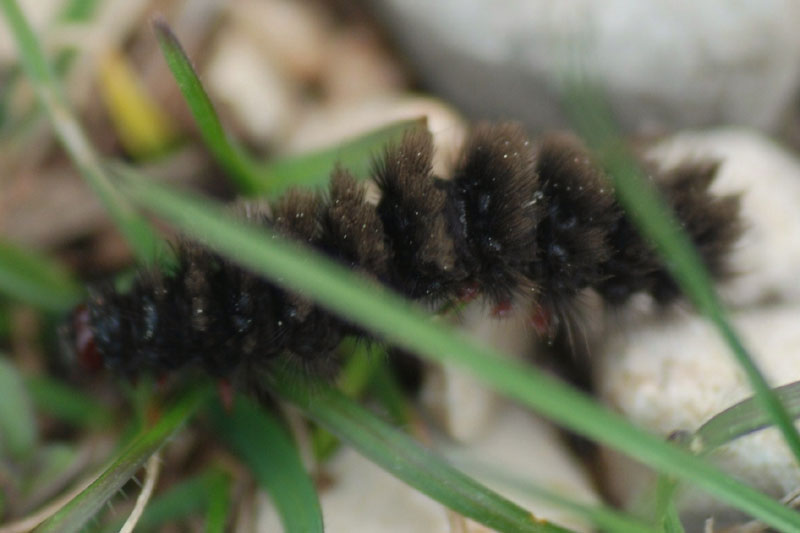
[68,122,741,380]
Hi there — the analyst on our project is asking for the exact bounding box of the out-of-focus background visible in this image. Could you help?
[4,1,800,532]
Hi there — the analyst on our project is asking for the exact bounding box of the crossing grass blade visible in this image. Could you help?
[260,118,424,196]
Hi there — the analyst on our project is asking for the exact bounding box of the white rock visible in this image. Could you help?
[231,0,330,81]
[371,0,800,133]
[421,303,537,442]
[206,29,298,145]
[445,405,599,533]
[319,31,406,104]
[597,305,800,520]
[647,129,800,308]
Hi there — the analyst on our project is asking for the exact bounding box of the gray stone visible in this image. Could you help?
[370,0,800,134]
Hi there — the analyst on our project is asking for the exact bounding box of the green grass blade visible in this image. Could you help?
[0,355,37,458]
[0,240,82,311]
[116,173,800,531]
[0,0,164,264]
[272,370,568,533]
[690,380,800,454]
[654,476,684,533]
[25,375,114,428]
[313,341,383,460]
[562,78,800,468]
[261,118,424,196]
[152,18,263,194]
[58,0,102,22]
[34,387,208,533]
[204,470,232,533]
[209,395,323,533]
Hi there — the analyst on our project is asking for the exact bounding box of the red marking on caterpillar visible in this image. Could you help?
[73,304,102,372]
[491,301,513,318]
[529,305,553,338]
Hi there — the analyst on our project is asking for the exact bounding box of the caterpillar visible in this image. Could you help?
[67,122,741,381]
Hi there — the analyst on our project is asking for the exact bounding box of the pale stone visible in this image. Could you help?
[205,29,298,145]
[370,0,800,133]
[597,305,800,522]
[421,303,537,442]
[319,31,406,103]
[231,0,330,81]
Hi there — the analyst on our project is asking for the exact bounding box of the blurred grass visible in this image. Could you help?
[0,240,82,312]
[25,375,114,429]
[0,356,37,459]
[260,118,425,196]
[0,0,165,265]
[98,49,177,160]
[209,395,324,533]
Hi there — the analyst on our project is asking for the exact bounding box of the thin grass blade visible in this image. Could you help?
[690,380,800,455]
[447,456,659,533]
[34,387,207,533]
[97,470,219,533]
[152,17,263,194]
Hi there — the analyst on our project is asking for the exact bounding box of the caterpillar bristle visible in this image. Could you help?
[447,122,540,303]
[71,122,743,382]
[531,133,618,306]
[323,169,389,276]
[374,128,461,300]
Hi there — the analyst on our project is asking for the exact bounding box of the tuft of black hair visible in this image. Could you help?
[374,128,464,301]
[446,122,541,303]
[595,160,742,305]
[529,133,618,306]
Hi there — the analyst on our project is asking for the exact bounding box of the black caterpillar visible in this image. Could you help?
[69,122,741,380]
